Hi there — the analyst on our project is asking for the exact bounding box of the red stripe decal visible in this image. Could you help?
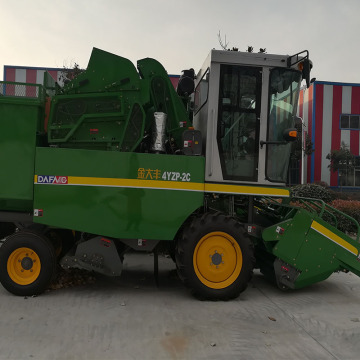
[169,77,179,89]
[26,69,37,97]
[351,86,360,156]
[48,70,58,82]
[5,68,15,95]
[314,84,324,182]
[298,89,304,184]
[299,89,304,119]
[307,86,313,183]
[330,86,343,186]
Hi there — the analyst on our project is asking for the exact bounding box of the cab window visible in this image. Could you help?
[217,65,262,181]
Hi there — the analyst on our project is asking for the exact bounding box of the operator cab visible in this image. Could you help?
[193,50,309,187]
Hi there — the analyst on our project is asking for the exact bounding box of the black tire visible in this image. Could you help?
[0,222,16,239]
[168,240,176,263]
[176,213,255,300]
[0,230,56,296]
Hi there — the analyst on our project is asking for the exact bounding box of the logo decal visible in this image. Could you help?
[37,176,68,184]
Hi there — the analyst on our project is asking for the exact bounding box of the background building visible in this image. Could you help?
[299,81,360,189]
[3,65,180,92]
[4,65,63,87]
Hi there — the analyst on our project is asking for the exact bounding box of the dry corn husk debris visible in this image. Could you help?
[49,267,96,290]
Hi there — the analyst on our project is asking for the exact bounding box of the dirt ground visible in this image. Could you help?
[0,253,359,360]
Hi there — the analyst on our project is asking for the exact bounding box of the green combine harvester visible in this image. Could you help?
[0,47,359,300]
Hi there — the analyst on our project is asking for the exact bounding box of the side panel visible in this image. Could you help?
[262,209,360,288]
[33,149,205,240]
[0,99,43,211]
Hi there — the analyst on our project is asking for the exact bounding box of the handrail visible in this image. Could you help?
[0,80,44,101]
[257,196,360,242]
[292,197,360,242]
[295,198,338,229]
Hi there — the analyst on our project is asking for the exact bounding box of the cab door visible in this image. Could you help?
[216,65,262,182]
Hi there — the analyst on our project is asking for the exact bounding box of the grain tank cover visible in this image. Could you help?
[61,48,140,94]
[47,48,190,151]
[48,48,148,151]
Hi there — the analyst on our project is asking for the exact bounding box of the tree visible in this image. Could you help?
[217,31,239,52]
[326,142,355,173]
[288,122,314,186]
[304,133,314,157]
[58,62,84,86]
[290,124,314,161]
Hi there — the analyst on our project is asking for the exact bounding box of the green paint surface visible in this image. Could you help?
[0,93,44,211]
[34,148,205,240]
[262,209,360,288]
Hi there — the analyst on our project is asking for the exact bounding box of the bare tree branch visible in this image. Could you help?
[217,31,229,50]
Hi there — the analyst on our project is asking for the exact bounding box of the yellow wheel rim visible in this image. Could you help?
[7,247,41,285]
[193,231,243,289]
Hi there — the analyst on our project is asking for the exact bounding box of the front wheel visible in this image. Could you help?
[176,213,255,300]
[0,230,56,296]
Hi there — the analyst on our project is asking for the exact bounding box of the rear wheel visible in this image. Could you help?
[0,231,56,296]
[176,213,255,300]
[46,229,75,258]
[0,222,16,239]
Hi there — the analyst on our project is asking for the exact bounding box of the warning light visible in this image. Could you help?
[101,238,111,247]
[283,128,297,142]
[289,130,297,138]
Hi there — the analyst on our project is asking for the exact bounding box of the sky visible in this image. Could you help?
[1,0,360,83]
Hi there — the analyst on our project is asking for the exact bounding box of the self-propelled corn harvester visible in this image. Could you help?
[1,48,360,300]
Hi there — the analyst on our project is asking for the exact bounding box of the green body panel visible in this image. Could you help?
[262,208,360,288]
[48,48,190,151]
[61,48,141,95]
[33,148,205,240]
[48,92,146,151]
[0,87,44,211]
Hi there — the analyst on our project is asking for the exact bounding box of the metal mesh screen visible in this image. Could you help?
[0,81,43,99]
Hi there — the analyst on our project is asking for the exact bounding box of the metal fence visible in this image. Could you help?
[0,81,44,99]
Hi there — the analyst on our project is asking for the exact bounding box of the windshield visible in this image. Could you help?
[266,68,302,182]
